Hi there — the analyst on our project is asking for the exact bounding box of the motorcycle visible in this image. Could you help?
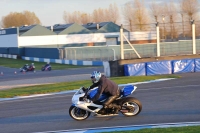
[20,65,35,72]
[69,85,142,121]
[41,65,51,71]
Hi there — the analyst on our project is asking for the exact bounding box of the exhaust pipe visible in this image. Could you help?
[120,110,128,113]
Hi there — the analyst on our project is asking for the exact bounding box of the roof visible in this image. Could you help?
[82,22,110,31]
[19,25,37,32]
[46,23,74,34]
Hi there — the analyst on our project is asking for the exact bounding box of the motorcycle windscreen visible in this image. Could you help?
[121,85,135,97]
[88,88,108,101]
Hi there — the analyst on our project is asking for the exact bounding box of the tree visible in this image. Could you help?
[122,2,135,31]
[63,3,120,24]
[180,0,199,20]
[107,3,120,24]
[149,1,162,22]
[63,11,92,24]
[92,8,105,23]
[122,0,149,31]
[132,0,150,31]
[1,11,41,28]
[163,1,179,39]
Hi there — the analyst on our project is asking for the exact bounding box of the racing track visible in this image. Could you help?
[0,66,200,133]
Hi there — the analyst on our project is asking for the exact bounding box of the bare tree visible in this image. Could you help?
[163,1,179,39]
[1,11,41,28]
[63,11,81,24]
[122,1,135,31]
[132,0,150,31]
[107,3,120,24]
[149,1,162,22]
[80,13,92,24]
[63,3,120,24]
[63,11,92,24]
[180,0,199,20]
[92,8,106,23]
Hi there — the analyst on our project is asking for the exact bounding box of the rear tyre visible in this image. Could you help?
[121,98,142,116]
[41,67,45,71]
[69,106,90,121]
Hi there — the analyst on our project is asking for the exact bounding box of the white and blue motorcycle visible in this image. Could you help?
[69,85,142,121]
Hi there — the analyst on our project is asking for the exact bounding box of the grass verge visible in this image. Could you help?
[0,75,179,98]
[102,125,200,133]
[0,57,92,70]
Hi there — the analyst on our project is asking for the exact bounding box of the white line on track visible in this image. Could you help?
[34,121,200,133]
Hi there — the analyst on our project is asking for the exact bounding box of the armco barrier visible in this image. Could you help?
[21,56,103,66]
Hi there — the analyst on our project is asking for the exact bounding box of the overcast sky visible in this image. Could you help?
[0,0,184,26]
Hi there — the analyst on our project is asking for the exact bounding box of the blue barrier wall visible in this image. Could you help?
[195,59,200,72]
[172,59,195,74]
[9,47,20,55]
[124,59,199,76]
[146,61,172,75]
[0,48,8,54]
[25,48,59,59]
[124,63,146,76]
[21,56,103,66]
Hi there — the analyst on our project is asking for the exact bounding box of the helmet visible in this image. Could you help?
[91,71,101,83]
[26,64,28,66]
[31,63,34,65]
[47,62,50,64]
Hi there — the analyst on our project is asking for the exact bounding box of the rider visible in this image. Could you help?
[87,71,121,114]
[30,63,35,69]
[45,62,50,67]
[24,64,29,70]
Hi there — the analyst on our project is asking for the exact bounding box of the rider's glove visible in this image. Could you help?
[83,97,91,103]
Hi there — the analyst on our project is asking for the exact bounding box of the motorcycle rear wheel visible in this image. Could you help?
[121,98,142,117]
[69,106,91,121]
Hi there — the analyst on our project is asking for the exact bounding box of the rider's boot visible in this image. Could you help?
[111,104,121,114]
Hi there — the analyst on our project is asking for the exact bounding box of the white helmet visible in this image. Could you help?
[90,71,101,83]
[31,63,34,65]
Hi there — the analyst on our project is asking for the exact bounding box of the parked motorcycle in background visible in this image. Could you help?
[69,85,142,121]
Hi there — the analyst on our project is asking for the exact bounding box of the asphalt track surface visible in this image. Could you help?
[0,66,104,90]
[0,66,200,133]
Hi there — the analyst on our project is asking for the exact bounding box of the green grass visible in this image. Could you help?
[0,75,180,98]
[0,57,91,70]
[102,125,200,133]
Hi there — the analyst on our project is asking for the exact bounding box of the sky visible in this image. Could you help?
[0,0,181,27]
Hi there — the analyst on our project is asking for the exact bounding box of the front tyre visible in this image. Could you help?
[69,106,90,121]
[121,98,142,117]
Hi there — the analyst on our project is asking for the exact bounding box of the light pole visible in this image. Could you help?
[162,14,165,40]
[181,13,185,38]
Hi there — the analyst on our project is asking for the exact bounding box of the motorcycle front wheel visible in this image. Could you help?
[121,98,142,117]
[69,106,91,121]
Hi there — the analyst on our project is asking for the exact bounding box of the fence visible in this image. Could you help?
[62,21,200,61]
